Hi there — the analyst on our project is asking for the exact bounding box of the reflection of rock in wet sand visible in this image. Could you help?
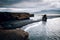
[23,17,60,40]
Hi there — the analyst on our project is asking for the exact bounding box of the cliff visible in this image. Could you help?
[0,12,34,23]
[0,29,29,40]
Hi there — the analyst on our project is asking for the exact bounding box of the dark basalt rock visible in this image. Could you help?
[42,14,47,22]
[0,12,34,29]
[0,12,34,23]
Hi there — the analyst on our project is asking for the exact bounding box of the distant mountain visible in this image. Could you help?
[41,10,60,12]
[34,9,60,14]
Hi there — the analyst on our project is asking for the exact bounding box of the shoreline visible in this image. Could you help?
[0,16,60,29]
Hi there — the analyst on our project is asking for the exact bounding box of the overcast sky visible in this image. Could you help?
[0,0,60,13]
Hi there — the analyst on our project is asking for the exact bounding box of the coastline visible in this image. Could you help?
[0,14,60,29]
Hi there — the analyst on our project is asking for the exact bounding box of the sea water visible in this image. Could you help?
[23,17,60,40]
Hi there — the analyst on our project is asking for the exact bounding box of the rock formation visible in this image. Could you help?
[0,29,29,40]
[0,12,30,40]
[0,12,34,23]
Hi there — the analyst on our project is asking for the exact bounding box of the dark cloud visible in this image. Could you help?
[0,0,24,7]
[0,0,60,13]
[0,0,42,7]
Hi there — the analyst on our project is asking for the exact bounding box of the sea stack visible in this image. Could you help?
[42,14,47,22]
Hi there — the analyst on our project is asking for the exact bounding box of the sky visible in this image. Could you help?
[0,0,60,13]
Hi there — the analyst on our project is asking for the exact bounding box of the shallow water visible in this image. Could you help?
[23,17,60,40]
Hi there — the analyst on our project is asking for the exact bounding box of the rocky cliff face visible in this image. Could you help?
[0,12,34,23]
[0,29,29,40]
[0,12,29,40]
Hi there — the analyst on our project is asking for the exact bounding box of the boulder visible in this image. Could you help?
[0,28,29,40]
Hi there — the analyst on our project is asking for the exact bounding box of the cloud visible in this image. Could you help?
[0,0,60,13]
[5,0,60,8]
[0,8,41,13]
[24,0,42,2]
[0,0,23,7]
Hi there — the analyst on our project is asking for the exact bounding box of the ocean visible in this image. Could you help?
[22,17,60,40]
[21,13,60,40]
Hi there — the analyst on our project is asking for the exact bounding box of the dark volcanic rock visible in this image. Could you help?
[0,12,34,23]
[0,29,29,40]
[0,12,34,29]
